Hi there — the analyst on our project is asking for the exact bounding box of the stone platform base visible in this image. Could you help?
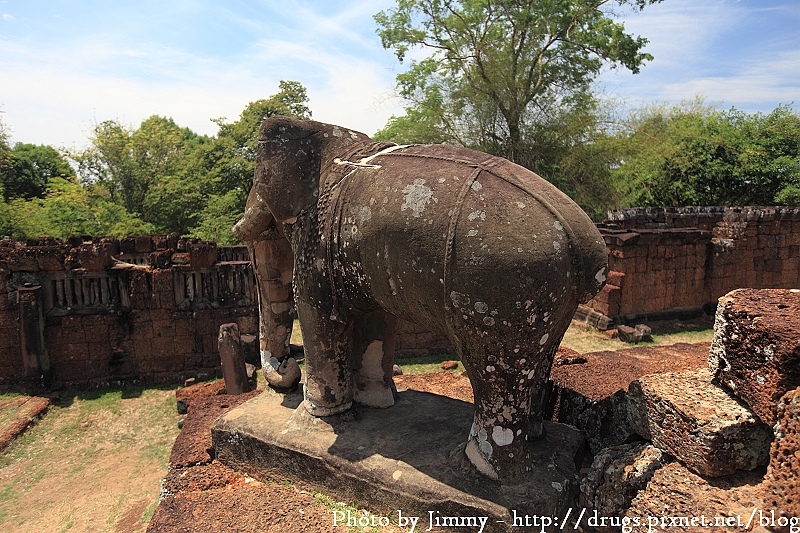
[212,388,587,533]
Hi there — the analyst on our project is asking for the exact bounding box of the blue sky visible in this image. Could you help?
[1,0,798,150]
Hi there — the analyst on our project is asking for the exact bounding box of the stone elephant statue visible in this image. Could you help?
[235,116,608,482]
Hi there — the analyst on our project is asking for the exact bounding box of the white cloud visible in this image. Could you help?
[596,0,800,114]
[0,0,404,147]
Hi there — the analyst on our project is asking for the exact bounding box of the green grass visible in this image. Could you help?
[0,385,180,532]
[562,322,714,353]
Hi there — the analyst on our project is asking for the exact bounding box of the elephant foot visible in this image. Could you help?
[302,397,353,417]
[465,438,499,480]
[353,384,395,408]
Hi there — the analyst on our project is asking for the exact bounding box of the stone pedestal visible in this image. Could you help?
[213,389,587,533]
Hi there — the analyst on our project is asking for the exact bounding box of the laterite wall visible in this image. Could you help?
[1,236,256,387]
[583,206,800,327]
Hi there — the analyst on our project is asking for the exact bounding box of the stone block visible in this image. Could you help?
[580,443,666,530]
[628,368,772,477]
[549,343,708,454]
[189,243,217,270]
[133,236,154,253]
[625,461,772,533]
[217,323,251,395]
[35,247,67,271]
[78,242,115,271]
[709,288,800,426]
[762,387,800,532]
[617,324,652,344]
[213,389,587,532]
[149,250,173,270]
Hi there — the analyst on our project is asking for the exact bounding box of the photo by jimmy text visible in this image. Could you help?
[332,507,799,533]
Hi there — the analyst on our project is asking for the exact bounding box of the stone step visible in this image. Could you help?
[627,368,772,477]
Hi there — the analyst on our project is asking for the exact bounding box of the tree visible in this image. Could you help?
[207,80,312,196]
[612,101,800,207]
[4,178,154,240]
[0,115,12,200]
[190,190,245,245]
[375,0,661,168]
[72,115,198,216]
[1,143,75,201]
[194,80,312,243]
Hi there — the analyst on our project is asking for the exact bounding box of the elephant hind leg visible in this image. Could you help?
[461,340,553,483]
[352,311,398,408]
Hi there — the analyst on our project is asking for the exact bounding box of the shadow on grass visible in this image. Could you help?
[0,381,185,409]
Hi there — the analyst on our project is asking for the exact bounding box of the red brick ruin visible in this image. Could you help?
[1,235,256,387]
[2,205,799,388]
[581,206,800,327]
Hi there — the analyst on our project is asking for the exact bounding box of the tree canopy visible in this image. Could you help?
[0,81,312,243]
[612,101,800,207]
[375,0,661,168]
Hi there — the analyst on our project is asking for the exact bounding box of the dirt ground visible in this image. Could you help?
[0,387,180,533]
[1,341,716,533]
[147,372,473,533]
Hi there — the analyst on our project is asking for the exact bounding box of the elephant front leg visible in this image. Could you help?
[297,299,354,417]
[352,311,398,408]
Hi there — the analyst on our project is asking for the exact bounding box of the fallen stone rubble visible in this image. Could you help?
[550,288,799,532]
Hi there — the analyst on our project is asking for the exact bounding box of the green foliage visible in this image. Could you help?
[72,115,202,220]
[195,80,312,243]
[189,189,247,245]
[60,80,312,242]
[375,0,660,165]
[613,101,800,207]
[3,178,154,240]
[1,143,74,201]
[374,0,659,217]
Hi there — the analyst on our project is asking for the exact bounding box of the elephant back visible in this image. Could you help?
[326,143,607,329]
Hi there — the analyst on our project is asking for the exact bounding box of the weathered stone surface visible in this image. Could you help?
[263,356,301,391]
[217,323,251,395]
[548,342,708,453]
[625,461,771,533]
[617,324,652,344]
[213,388,587,532]
[78,242,115,271]
[628,368,772,477]
[762,387,800,532]
[580,442,666,531]
[189,242,217,270]
[709,288,800,426]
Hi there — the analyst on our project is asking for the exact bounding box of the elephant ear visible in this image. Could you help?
[255,116,323,223]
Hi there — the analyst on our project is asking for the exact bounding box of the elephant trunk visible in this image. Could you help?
[232,195,275,242]
[264,356,302,391]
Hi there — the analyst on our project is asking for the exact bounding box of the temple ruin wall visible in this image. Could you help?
[1,236,256,387]
[3,206,799,387]
[583,206,800,327]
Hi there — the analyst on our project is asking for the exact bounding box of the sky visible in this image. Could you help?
[0,0,798,150]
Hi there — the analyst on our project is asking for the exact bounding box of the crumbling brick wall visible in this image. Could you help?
[1,236,256,387]
[584,206,800,327]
